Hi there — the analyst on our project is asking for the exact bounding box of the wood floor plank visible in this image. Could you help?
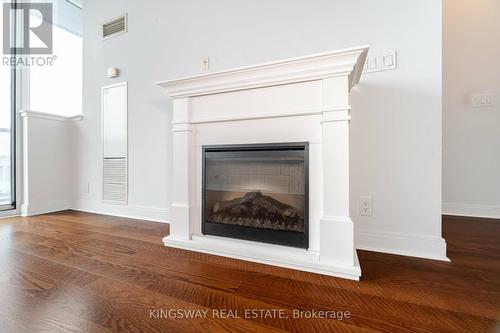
[5,229,366,332]
[0,211,498,332]
[4,240,288,333]
[9,216,498,320]
[0,250,110,333]
[9,229,243,293]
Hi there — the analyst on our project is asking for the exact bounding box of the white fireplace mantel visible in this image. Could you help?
[158,46,367,97]
[158,45,368,280]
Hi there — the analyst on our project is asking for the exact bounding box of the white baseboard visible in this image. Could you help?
[70,199,170,223]
[20,199,71,217]
[443,202,500,219]
[355,229,449,261]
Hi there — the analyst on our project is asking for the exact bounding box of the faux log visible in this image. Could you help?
[212,191,261,213]
[212,191,298,219]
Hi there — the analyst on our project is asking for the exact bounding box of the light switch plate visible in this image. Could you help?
[363,50,397,74]
[471,93,494,107]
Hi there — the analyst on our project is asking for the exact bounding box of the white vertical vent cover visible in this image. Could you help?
[103,158,127,202]
[102,14,127,39]
[102,82,128,204]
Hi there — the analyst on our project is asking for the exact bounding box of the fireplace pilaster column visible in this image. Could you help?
[319,76,355,266]
[169,97,193,240]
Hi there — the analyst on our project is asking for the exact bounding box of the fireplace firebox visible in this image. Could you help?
[202,143,309,248]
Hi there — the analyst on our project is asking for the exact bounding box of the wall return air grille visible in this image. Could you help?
[102,14,127,39]
[102,82,128,205]
[103,158,128,203]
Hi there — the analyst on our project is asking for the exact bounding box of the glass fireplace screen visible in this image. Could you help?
[202,143,308,248]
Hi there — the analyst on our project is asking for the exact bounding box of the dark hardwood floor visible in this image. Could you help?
[0,211,498,332]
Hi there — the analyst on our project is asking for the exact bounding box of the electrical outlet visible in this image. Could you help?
[201,56,210,72]
[359,196,373,216]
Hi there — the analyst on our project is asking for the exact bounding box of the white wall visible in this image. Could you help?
[76,0,445,259]
[21,112,75,216]
[443,0,500,218]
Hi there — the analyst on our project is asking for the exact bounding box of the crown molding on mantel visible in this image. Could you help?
[157,45,369,98]
[19,110,83,122]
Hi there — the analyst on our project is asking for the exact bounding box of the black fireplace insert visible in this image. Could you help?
[202,142,309,248]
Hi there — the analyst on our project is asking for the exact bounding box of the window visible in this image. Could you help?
[0,0,14,208]
[29,0,83,116]
[0,0,83,210]
[0,58,13,207]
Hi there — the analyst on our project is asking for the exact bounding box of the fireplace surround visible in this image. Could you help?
[158,46,369,280]
[202,142,309,248]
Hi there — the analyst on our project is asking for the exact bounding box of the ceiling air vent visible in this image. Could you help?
[102,14,127,39]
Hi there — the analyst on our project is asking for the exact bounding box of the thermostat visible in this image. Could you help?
[107,67,119,78]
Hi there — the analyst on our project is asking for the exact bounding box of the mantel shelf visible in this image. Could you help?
[157,45,369,98]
